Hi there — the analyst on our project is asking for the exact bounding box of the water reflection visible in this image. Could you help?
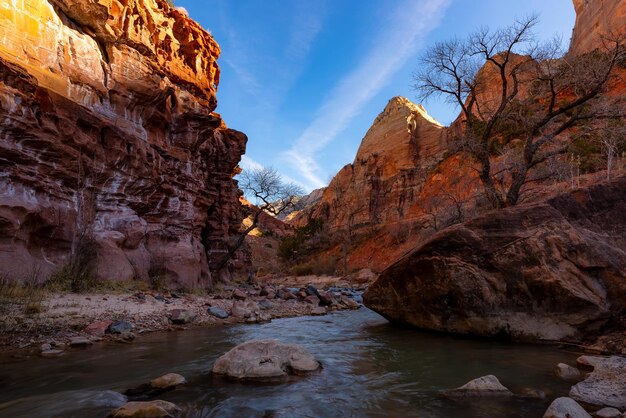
[0,309,576,417]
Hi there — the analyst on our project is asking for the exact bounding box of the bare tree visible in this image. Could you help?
[414,15,624,207]
[215,167,303,272]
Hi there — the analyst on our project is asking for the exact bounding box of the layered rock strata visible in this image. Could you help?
[296,97,447,229]
[0,0,247,287]
[364,177,626,341]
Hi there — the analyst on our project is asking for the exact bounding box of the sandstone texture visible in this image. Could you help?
[569,0,626,56]
[0,0,247,287]
[293,97,447,230]
[364,177,626,341]
[212,339,321,381]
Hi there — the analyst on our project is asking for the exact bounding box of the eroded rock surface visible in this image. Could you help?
[570,356,626,410]
[364,177,626,341]
[569,0,626,56]
[212,339,321,381]
[0,0,247,287]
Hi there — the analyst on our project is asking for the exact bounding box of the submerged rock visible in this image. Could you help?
[212,339,321,381]
[125,373,187,399]
[108,400,180,418]
[543,397,592,418]
[69,337,93,347]
[555,363,583,382]
[40,349,64,358]
[444,375,513,397]
[570,356,626,410]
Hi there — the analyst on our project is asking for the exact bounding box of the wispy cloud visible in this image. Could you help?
[281,0,452,190]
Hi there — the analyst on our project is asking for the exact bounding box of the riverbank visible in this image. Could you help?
[0,279,363,355]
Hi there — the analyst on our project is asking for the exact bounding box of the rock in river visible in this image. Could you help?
[108,400,181,418]
[543,397,591,418]
[108,321,134,335]
[212,339,321,381]
[555,363,583,383]
[169,309,197,325]
[444,375,513,397]
[364,177,626,341]
[570,356,626,410]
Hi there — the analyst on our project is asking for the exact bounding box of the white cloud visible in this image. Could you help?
[281,0,452,190]
[239,155,265,172]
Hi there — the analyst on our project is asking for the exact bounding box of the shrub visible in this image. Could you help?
[48,235,98,292]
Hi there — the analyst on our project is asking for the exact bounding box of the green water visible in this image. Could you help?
[0,308,577,417]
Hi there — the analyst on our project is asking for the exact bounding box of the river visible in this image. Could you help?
[0,308,577,417]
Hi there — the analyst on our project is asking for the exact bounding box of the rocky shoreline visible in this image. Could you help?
[0,282,363,356]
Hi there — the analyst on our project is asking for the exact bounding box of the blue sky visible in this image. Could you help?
[177,0,576,192]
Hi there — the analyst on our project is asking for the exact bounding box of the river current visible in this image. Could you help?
[0,308,577,417]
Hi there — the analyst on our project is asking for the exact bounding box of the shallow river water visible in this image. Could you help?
[0,308,577,417]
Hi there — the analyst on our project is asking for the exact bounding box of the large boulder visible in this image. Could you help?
[364,177,626,341]
[570,356,626,410]
[212,339,321,381]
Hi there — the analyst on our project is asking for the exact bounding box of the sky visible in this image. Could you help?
[177,0,576,192]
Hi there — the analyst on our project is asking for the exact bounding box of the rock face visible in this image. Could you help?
[364,177,626,341]
[212,339,321,381]
[295,97,447,229]
[0,0,247,287]
[569,0,626,56]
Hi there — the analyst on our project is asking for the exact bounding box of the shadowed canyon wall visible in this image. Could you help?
[0,0,247,287]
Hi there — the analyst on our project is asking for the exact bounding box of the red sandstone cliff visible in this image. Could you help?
[0,0,247,287]
[569,0,626,56]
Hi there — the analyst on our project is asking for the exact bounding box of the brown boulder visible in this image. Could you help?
[83,320,114,337]
[364,177,626,341]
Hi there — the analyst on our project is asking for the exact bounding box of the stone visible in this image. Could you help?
[83,320,114,337]
[40,349,64,358]
[149,373,186,391]
[258,300,274,311]
[595,408,623,418]
[207,306,229,319]
[570,356,626,410]
[543,397,592,418]
[231,301,258,319]
[277,288,296,300]
[69,337,93,347]
[304,295,320,306]
[169,309,197,325]
[310,307,327,316]
[444,375,513,397]
[555,363,583,382]
[108,400,181,418]
[232,288,247,300]
[364,178,626,341]
[40,343,51,352]
[316,290,334,306]
[340,296,360,309]
[108,321,134,335]
[212,339,321,381]
[0,0,248,288]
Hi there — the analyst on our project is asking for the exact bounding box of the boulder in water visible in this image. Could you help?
[169,309,197,324]
[570,356,626,409]
[108,400,180,418]
[444,375,513,397]
[207,306,229,319]
[542,397,591,418]
[555,363,583,382]
[212,339,321,381]
[108,321,134,334]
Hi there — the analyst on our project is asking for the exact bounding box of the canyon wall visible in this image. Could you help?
[295,97,448,230]
[569,0,626,56]
[0,0,247,287]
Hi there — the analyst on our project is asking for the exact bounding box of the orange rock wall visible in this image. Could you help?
[0,0,247,287]
[569,0,626,56]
